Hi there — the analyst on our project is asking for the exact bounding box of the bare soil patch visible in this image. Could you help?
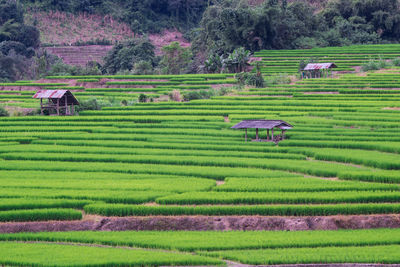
[1,215,400,233]
[303,92,339,95]
[383,107,400,110]
[237,95,293,98]
[253,265,400,267]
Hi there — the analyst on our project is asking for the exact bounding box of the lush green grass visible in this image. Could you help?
[215,177,400,192]
[0,208,82,222]
[0,242,223,266]
[2,45,400,223]
[202,245,400,265]
[84,203,400,216]
[2,228,400,251]
[0,198,92,211]
[156,191,400,205]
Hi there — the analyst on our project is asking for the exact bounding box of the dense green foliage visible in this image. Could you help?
[21,0,209,33]
[195,0,400,55]
[102,38,156,74]
[0,0,41,81]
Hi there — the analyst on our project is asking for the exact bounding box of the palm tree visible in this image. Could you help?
[0,19,20,41]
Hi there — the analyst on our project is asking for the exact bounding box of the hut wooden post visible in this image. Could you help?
[282,130,286,140]
[40,98,43,115]
[256,128,259,141]
[267,129,270,141]
[65,95,68,115]
[245,128,248,142]
[71,103,74,115]
[56,98,60,116]
[48,99,52,115]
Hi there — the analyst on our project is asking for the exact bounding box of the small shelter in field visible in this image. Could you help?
[301,63,337,79]
[33,90,79,116]
[232,120,293,143]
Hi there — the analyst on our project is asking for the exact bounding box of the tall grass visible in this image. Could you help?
[84,203,400,216]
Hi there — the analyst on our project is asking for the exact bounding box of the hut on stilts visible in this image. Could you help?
[33,90,79,116]
[231,120,293,144]
[301,63,337,79]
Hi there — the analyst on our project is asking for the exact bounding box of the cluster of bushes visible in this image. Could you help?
[102,40,194,76]
[0,106,8,117]
[361,57,400,71]
[0,0,41,82]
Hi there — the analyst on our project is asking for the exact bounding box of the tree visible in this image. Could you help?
[204,53,223,73]
[222,47,251,73]
[15,25,40,48]
[160,41,192,74]
[0,19,20,42]
[0,0,23,25]
[102,38,156,74]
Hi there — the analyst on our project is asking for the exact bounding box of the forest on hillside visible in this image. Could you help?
[2,0,400,81]
[21,0,400,49]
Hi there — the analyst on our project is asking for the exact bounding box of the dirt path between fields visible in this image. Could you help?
[245,265,400,267]
[1,214,400,233]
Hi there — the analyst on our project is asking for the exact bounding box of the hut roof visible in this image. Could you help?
[303,63,337,71]
[231,120,293,130]
[33,90,79,105]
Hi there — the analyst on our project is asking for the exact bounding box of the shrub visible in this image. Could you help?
[391,57,400,66]
[265,74,291,86]
[138,94,148,103]
[0,106,9,117]
[160,42,192,75]
[236,72,265,88]
[75,98,104,113]
[131,60,155,75]
[169,89,182,102]
[183,90,216,101]
[218,86,234,96]
[362,58,391,72]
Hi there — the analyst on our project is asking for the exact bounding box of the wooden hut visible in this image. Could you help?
[33,90,79,116]
[302,63,337,79]
[232,120,293,143]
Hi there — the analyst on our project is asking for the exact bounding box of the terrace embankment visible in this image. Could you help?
[254,265,400,267]
[1,214,400,233]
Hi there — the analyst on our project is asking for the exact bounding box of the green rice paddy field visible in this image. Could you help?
[1,44,400,266]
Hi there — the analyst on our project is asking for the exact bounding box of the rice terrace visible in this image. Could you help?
[1,0,400,266]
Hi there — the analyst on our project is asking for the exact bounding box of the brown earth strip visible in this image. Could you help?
[1,214,400,233]
[383,107,400,110]
[303,92,339,95]
[242,265,400,267]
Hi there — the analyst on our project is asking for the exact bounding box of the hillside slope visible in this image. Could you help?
[26,10,191,66]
